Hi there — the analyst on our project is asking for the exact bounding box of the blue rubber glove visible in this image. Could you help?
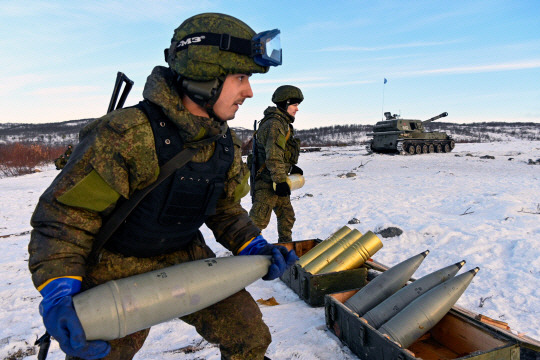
[239,235,299,280]
[39,278,111,359]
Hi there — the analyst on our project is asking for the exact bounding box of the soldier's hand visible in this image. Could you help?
[290,165,303,175]
[238,235,298,280]
[274,182,291,197]
[39,278,111,359]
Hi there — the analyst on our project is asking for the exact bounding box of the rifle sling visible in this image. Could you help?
[90,146,199,263]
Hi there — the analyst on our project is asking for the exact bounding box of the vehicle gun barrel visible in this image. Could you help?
[423,112,448,123]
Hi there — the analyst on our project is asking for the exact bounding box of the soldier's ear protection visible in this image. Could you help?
[180,77,221,102]
[177,75,226,119]
[164,48,222,102]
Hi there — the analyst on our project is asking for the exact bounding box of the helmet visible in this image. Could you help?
[272,85,304,108]
[167,13,269,81]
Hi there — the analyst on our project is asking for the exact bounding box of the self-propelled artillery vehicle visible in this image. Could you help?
[368,112,455,155]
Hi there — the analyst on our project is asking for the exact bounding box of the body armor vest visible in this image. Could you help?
[106,101,234,257]
[255,111,300,183]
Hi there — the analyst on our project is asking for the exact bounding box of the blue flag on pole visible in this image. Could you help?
[384,78,387,84]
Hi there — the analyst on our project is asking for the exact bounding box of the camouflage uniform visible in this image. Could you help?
[64,144,73,158]
[249,106,301,242]
[29,66,271,359]
[53,145,73,170]
[54,155,66,170]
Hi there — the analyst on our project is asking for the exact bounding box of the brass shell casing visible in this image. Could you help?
[304,229,364,274]
[318,231,383,274]
[296,226,352,267]
[273,174,305,192]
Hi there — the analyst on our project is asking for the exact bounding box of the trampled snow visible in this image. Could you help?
[1,141,539,359]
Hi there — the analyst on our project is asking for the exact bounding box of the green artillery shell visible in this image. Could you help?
[316,231,383,274]
[296,225,352,267]
[344,250,429,316]
[380,267,480,349]
[363,260,465,329]
[72,255,271,341]
[303,229,363,273]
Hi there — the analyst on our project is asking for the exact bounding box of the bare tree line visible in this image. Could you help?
[1,119,539,147]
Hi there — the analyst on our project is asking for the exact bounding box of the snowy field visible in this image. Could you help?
[1,140,539,359]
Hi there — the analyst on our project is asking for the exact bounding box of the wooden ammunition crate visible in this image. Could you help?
[325,287,540,360]
[278,239,368,307]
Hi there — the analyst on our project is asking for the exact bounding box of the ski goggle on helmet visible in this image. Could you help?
[174,29,282,67]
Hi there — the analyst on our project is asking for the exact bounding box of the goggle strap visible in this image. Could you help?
[175,32,252,57]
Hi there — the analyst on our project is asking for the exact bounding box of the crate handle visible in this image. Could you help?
[301,277,309,299]
[358,324,365,346]
[325,303,334,324]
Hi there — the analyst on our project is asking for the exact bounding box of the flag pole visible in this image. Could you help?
[381,78,387,120]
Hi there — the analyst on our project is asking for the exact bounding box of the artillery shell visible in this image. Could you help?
[316,231,383,274]
[363,260,465,329]
[302,229,363,273]
[344,250,429,316]
[379,267,479,348]
[296,225,352,267]
[273,174,305,192]
[73,255,271,341]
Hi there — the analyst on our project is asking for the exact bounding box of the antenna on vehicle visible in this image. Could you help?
[381,78,387,120]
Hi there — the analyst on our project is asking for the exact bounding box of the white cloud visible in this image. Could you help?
[315,40,462,53]
[0,74,51,96]
[251,78,374,95]
[400,60,540,77]
[30,86,101,96]
[251,76,330,85]
[0,1,218,23]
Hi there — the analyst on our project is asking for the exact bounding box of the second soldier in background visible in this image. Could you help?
[249,85,303,242]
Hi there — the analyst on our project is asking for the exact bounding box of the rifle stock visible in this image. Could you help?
[107,72,134,113]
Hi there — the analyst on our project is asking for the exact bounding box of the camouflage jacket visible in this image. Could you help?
[28,66,259,288]
[254,106,301,184]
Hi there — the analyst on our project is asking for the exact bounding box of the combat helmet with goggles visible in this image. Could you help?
[165,13,282,116]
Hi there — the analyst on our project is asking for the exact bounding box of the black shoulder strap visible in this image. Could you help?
[89,104,199,263]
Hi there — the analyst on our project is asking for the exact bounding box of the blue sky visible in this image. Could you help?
[1,1,539,129]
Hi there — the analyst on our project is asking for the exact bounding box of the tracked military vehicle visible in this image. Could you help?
[368,112,455,155]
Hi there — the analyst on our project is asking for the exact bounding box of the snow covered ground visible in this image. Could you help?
[1,140,539,359]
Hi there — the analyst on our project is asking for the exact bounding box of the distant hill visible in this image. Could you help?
[0,119,95,146]
[1,118,539,147]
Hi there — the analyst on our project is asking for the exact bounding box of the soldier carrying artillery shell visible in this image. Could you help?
[29,13,297,360]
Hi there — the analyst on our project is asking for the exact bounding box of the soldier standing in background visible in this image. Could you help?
[53,144,73,170]
[249,85,304,243]
[29,13,296,360]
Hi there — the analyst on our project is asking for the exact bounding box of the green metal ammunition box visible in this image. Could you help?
[325,287,539,360]
[279,239,368,307]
